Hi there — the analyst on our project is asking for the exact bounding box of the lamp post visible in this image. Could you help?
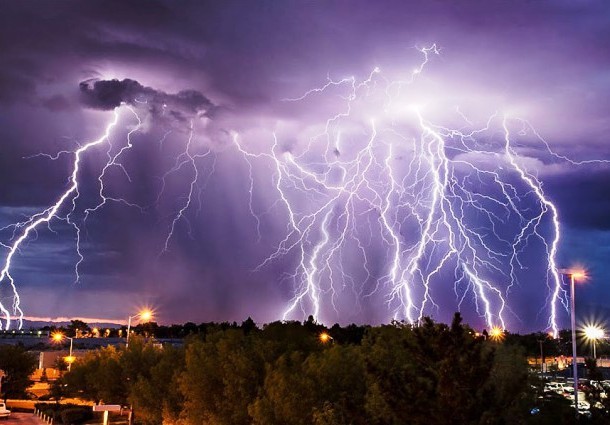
[319,332,333,344]
[584,325,604,359]
[538,338,544,377]
[52,332,74,371]
[489,326,505,342]
[559,268,585,419]
[126,310,152,348]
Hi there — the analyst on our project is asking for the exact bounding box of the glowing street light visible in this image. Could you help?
[583,325,604,359]
[559,268,586,419]
[126,309,153,348]
[489,326,504,342]
[51,332,74,371]
[319,332,333,344]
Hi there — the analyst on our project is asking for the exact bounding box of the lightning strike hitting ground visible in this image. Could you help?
[0,109,121,329]
[0,105,204,329]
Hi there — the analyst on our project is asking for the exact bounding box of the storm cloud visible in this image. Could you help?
[0,1,609,331]
[79,78,214,120]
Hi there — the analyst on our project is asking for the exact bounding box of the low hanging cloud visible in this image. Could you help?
[79,78,215,120]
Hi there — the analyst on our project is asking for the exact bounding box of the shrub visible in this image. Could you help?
[60,407,92,424]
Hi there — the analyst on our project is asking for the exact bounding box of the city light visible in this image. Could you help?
[51,332,75,371]
[126,308,155,347]
[489,326,504,342]
[319,332,333,343]
[583,325,604,341]
[140,310,153,322]
[583,324,605,359]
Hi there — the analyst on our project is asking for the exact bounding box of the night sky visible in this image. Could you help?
[1,1,609,332]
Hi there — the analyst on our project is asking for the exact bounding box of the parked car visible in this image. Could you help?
[544,382,566,395]
[0,402,10,419]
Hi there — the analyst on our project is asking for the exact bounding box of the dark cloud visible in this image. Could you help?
[546,167,610,230]
[79,78,214,120]
[0,0,609,330]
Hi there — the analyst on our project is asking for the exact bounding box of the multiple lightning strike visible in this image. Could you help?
[0,45,606,333]
[0,104,208,329]
[234,45,604,336]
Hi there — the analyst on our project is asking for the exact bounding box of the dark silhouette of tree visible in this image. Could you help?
[241,317,257,334]
[59,315,559,424]
[0,344,37,400]
[67,319,90,337]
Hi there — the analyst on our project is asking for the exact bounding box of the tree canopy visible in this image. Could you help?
[62,314,537,425]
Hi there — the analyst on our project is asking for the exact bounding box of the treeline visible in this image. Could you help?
[58,313,539,425]
[34,317,605,361]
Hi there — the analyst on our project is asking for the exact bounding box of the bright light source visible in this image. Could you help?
[559,268,587,281]
[583,325,604,341]
[52,332,64,342]
[139,310,152,321]
[319,332,332,343]
[572,270,586,280]
[64,355,76,364]
[489,326,504,342]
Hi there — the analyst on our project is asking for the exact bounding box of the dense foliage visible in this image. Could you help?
[63,313,535,425]
[0,344,37,399]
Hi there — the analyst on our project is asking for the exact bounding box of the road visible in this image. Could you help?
[2,412,45,424]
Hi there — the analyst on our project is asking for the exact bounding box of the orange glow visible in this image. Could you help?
[489,326,504,342]
[572,270,586,280]
[52,332,64,342]
[319,332,332,343]
[139,310,153,321]
[558,267,587,281]
[64,355,76,364]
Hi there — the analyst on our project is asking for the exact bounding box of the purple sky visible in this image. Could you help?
[1,1,609,332]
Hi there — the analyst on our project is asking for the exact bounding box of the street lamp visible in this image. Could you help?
[52,332,75,371]
[583,325,604,359]
[559,268,586,419]
[489,326,505,342]
[319,332,333,344]
[126,309,153,348]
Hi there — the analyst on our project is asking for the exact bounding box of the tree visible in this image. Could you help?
[54,357,68,376]
[67,319,91,337]
[250,345,367,425]
[180,330,265,424]
[479,344,532,424]
[241,317,257,334]
[0,344,37,400]
[64,345,126,404]
[129,344,185,425]
[362,313,530,425]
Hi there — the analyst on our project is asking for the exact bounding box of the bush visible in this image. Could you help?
[60,407,92,424]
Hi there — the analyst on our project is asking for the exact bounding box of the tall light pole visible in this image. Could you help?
[559,268,585,419]
[126,309,153,348]
[52,332,75,371]
[538,338,544,377]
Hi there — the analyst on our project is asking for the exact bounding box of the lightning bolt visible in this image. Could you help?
[233,44,602,334]
[0,108,122,329]
[2,44,607,334]
[0,97,221,329]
